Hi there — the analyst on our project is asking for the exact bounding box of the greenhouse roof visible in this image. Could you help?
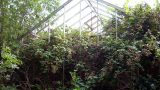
[20,0,126,39]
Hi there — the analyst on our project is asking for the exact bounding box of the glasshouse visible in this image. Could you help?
[0,0,160,90]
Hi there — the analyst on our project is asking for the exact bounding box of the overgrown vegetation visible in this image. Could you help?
[1,1,160,90]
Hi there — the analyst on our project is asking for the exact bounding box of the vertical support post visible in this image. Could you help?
[79,0,82,39]
[48,20,51,43]
[63,8,66,38]
[91,11,93,31]
[90,9,93,44]
[96,0,99,44]
[116,10,118,40]
[79,0,82,65]
[62,6,66,89]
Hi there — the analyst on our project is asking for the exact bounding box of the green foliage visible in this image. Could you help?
[70,69,101,90]
[124,0,131,14]
[0,86,17,90]
[1,47,22,70]
[0,46,21,89]
[119,4,160,41]
[1,1,160,90]
[100,2,160,90]
[0,0,60,48]
[70,71,87,90]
